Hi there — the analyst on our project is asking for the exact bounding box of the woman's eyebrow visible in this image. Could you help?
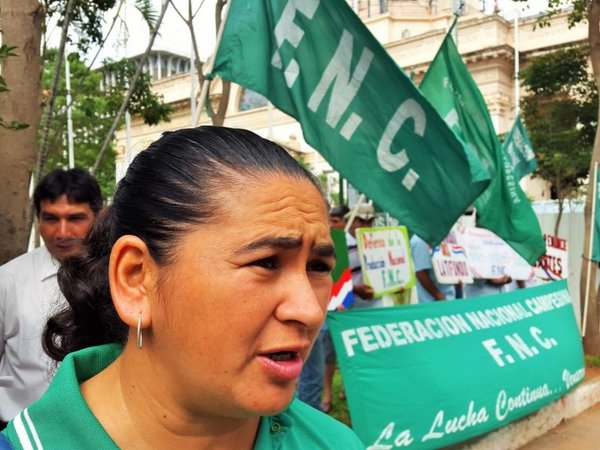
[233,237,336,258]
[313,244,336,258]
[235,236,303,254]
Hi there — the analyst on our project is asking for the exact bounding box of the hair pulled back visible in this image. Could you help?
[43,126,322,361]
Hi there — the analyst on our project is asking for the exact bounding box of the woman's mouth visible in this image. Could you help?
[258,351,303,381]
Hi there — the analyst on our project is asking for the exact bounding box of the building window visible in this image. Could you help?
[402,29,410,39]
[239,89,268,111]
[161,58,168,79]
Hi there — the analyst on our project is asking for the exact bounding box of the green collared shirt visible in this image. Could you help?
[3,344,364,449]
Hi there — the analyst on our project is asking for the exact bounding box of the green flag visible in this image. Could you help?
[419,23,545,264]
[211,0,490,246]
[503,114,537,180]
[592,165,600,261]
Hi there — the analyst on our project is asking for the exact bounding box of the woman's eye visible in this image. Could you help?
[251,257,278,270]
[308,260,333,273]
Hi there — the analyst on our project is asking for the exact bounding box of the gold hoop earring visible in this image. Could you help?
[137,313,143,349]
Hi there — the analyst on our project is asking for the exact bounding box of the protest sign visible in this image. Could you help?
[458,227,535,280]
[431,242,472,284]
[329,229,354,310]
[327,280,584,448]
[356,226,415,296]
[534,234,568,281]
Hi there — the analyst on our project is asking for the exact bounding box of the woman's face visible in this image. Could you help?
[148,174,334,418]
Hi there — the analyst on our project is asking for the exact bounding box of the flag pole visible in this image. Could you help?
[514,10,520,116]
[194,0,232,126]
[345,193,366,233]
[582,161,598,336]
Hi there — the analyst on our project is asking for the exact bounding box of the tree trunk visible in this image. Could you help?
[25,0,76,235]
[0,0,44,265]
[581,0,600,354]
[209,0,230,126]
[554,178,563,237]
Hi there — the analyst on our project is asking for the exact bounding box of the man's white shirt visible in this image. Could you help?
[0,246,65,421]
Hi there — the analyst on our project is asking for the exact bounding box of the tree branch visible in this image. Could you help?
[91,0,170,175]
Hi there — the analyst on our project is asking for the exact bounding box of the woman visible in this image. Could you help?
[2,127,363,449]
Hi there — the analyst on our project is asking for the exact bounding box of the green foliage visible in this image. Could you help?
[133,0,158,29]
[515,0,587,29]
[585,354,600,367]
[330,369,351,426]
[101,58,172,125]
[46,0,118,52]
[41,49,171,198]
[0,45,29,130]
[520,46,597,201]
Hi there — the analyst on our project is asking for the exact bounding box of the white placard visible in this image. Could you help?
[534,234,568,281]
[456,227,535,281]
[431,242,473,284]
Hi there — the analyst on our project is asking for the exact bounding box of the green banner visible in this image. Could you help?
[327,280,584,448]
[419,25,545,264]
[503,114,537,180]
[211,0,490,247]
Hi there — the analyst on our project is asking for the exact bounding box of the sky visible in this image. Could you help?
[46,0,550,66]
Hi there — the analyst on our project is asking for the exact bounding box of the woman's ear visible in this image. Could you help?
[109,235,157,329]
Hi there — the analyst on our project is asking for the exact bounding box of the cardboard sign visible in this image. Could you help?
[356,226,415,296]
[534,234,568,281]
[431,242,473,284]
[458,227,535,281]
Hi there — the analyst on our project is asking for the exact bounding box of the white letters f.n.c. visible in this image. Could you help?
[271,0,319,87]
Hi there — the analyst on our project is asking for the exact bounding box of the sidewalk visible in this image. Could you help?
[461,375,600,450]
[519,402,600,450]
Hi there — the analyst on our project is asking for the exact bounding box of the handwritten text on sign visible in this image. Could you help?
[431,242,473,284]
[356,226,415,296]
[534,234,568,281]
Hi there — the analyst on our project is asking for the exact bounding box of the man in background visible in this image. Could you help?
[410,234,456,302]
[345,204,381,308]
[0,168,102,428]
[298,204,350,411]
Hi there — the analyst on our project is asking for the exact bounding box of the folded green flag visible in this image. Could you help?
[503,114,537,180]
[419,22,545,264]
[210,0,489,246]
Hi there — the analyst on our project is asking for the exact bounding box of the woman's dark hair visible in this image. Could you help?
[43,126,323,361]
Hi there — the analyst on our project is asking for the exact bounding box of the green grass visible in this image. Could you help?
[585,354,600,367]
[328,368,351,427]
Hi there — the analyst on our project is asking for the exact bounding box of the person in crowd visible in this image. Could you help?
[464,275,518,298]
[410,234,456,302]
[297,324,325,411]
[317,204,351,413]
[298,205,351,411]
[0,168,102,429]
[329,205,349,231]
[345,203,381,308]
[2,127,363,449]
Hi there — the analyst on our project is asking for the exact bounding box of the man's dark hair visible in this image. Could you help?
[330,205,350,219]
[33,168,103,216]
